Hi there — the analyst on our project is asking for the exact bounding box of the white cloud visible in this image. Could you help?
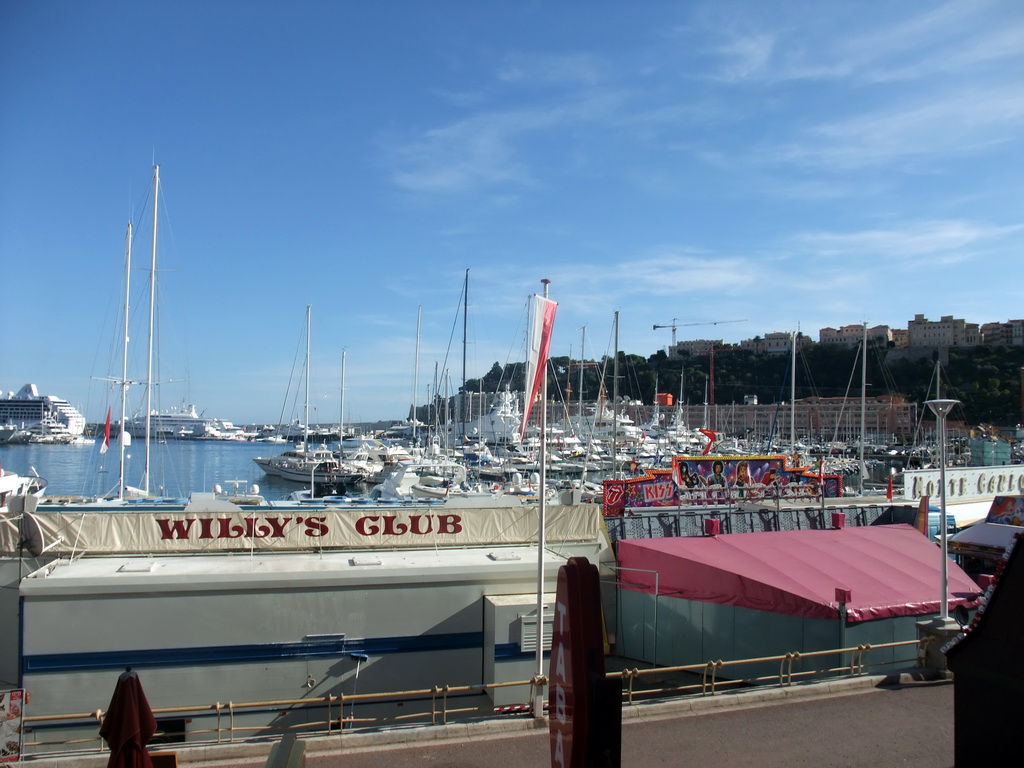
[797,220,1023,260]
[390,112,537,193]
[696,0,1021,86]
[763,82,1024,171]
[388,89,628,194]
[711,32,777,82]
[496,52,607,86]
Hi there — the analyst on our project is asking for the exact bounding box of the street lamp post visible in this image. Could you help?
[925,398,959,621]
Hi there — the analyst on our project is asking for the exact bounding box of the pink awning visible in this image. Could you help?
[617,524,981,623]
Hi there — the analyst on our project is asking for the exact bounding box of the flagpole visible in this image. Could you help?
[535,278,552,719]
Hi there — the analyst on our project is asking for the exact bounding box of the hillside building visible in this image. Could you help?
[738,332,811,355]
[668,339,723,357]
[980,320,1024,346]
[818,325,893,348]
[907,315,981,348]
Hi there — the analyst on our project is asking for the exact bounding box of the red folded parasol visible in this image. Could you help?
[99,668,156,768]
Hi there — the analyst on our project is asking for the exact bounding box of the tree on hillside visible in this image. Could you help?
[459,344,1024,427]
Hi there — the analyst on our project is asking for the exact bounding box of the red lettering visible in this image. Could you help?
[264,517,292,538]
[408,515,433,534]
[357,514,461,536]
[156,518,194,540]
[356,516,379,536]
[382,517,409,536]
[218,518,247,539]
[304,517,328,537]
[244,517,272,538]
[642,482,673,502]
[437,514,462,534]
[199,518,215,538]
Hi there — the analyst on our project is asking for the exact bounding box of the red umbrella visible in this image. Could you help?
[99,668,157,768]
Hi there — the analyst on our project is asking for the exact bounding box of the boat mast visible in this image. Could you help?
[859,321,868,494]
[142,164,159,495]
[304,305,311,448]
[339,348,346,447]
[443,372,451,452]
[413,305,421,444]
[790,330,796,453]
[578,326,586,421]
[432,362,440,439]
[612,310,620,477]
[118,221,132,500]
[461,268,468,443]
[578,326,587,483]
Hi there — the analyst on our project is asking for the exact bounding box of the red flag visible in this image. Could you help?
[520,294,558,441]
[698,428,719,455]
[100,407,111,455]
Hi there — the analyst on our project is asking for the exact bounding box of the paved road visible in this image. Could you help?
[195,677,954,768]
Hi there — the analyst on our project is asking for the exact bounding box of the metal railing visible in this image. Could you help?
[614,639,923,704]
[18,639,925,760]
[603,504,897,543]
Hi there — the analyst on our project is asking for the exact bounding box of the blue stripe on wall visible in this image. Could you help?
[494,643,549,661]
[23,632,485,673]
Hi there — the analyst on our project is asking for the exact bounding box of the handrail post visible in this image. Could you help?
[94,709,105,753]
[780,651,800,686]
[702,660,723,695]
[531,674,548,716]
[856,643,871,675]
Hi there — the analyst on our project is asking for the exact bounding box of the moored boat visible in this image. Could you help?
[0,464,47,512]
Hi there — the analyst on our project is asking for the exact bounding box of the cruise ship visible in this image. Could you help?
[0,384,86,437]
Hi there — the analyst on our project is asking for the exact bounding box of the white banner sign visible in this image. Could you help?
[3,504,601,556]
[902,465,1024,503]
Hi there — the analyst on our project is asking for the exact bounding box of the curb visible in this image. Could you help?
[22,669,948,767]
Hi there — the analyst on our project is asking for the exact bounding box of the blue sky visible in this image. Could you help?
[2,1,1022,425]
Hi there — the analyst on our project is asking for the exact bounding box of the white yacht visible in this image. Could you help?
[0,384,86,437]
[340,436,414,483]
[253,443,354,485]
[451,389,524,446]
[125,401,241,440]
[0,465,47,511]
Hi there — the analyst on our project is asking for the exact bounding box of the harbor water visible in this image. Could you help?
[1,438,910,501]
[0,440,331,499]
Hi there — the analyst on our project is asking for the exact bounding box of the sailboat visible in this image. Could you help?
[251,307,353,491]
[94,169,157,499]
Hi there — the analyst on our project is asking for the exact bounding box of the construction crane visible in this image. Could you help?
[653,318,747,349]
